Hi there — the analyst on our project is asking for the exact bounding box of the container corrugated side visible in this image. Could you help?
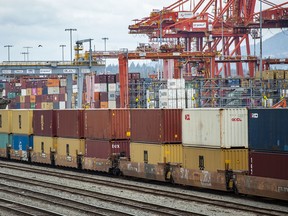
[249,150,288,180]
[130,109,182,144]
[130,142,183,165]
[182,108,248,148]
[84,109,130,140]
[0,133,12,157]
[32,136,57,164]
[0,110,12,133]
[33,110,57,137]
[56,109,84,138]
[183,146,248,172]
[85,139,130,159]
[248,109,288,152]
[12,134,34,151]
[11,110,33,135]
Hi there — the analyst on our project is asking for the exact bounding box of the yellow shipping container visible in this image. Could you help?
[11,110,33,135]
[56,138,85,168]
[20,96,25,103]
[26,88,32,96]
[0,110,12,133]
[100,101,108,108]
[130,142,183,165]
[274,70,285,80]
[33,136,57,164]
[183,146,248,172]
[285,71,288,80]
[41,102,53,109]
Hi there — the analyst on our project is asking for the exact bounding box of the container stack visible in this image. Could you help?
[10,110,34,161]
[83,109,130,172]
[55,109,85,168]
[130,109,183,165]
[0,110,12,158]
[248,109,288,180]
[32,110,57,164]
[182,108,249,172]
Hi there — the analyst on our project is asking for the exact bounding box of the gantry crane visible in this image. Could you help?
[129,0,288,78]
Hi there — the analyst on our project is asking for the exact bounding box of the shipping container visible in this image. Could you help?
[56,137,85,168]
[249,150,288,180]
[84,109,130,140]
[32,136,57,164]
[248,109,288,152]
[56,109,84,138]
[0,110,12,133]
[11,134,33,161]
[47,79,60,87]
[0,133,12,157]
[130,109,182,143]
[85,139,130,159]
[33,110,57,137]
[11,110,33,135]
[182,108,248,148]
[130,142,182,165]
[183,146,248,172]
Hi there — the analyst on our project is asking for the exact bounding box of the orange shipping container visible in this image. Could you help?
[94,92,100,101]
[37,88,42,95]
[30,95,36,103]
[47,79,60,87]
[100,102,108,108]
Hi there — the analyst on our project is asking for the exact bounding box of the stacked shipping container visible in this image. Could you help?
[182,108,249,172]
[0,110,12,157]
[130,109,183,165]
[248,109,288,180]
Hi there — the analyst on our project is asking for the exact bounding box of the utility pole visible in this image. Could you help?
[65,28,77,62]
[4,45,13,62]
[23,46,33,61]
[60,45,66,62]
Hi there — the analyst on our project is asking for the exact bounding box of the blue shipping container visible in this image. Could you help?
[12,134,34,151]
[248,109,288,152]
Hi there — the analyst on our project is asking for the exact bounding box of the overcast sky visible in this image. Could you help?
[0,0,285,62]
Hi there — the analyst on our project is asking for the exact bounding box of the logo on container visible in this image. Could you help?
[231,118,242,122]
[185,114,190,120]
[112,144,120,149]
[251,113,258,118]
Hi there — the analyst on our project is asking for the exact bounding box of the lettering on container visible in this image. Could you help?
[112,144,120,149]
[278,186,288,193]
[231,118,242,122]
[251,113,258,118]
[200,171,212,187]
[185,114,190,120]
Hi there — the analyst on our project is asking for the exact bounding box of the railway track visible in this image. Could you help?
[0,161,287,216]
[0,197,63,216]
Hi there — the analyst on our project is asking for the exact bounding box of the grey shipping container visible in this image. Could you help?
[248,109,288,152]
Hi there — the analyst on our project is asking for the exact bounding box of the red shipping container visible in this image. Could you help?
[249,151,288,180]
[84,109,130,140]
[130,109,182,144]
[53,94,59,102]
[56,109,84,138]
[107,75,116,83]
[58,94,66,101]
[85,139,130,159]
[100,92,108,102]
[33,110,57,137]
[35,103,42,109]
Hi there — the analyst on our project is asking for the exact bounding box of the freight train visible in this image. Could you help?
[0,108,287,201]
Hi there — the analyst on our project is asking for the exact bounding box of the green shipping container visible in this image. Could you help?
[30,103,36,109]
[0,133,12,157]
[7,92,16,99]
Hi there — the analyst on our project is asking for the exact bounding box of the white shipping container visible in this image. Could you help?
[48,87,60,95]
[159,101,168,108]
[182,108,248,148]
[167,79,177,89]
[94,83,101,92]
[187,99,197,108]
[60,79,67,87]
[147,100,156,109]
[159,89,168,98]
[168,99,177,108]
[108,91,116,101]
[177,99,186,108]
[177,89,185,99]
[21,89,27,96]
[108,83,117,92]
[168,89,177,99]
[59,101,66,109]
[108,101,116,108]
[99,83,107,92]
[176,78,185,89]
[186,88,196,99]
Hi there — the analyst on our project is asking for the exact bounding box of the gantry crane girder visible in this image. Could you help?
[128,0,288,78]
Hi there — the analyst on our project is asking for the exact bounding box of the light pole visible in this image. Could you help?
[4,45,13,62]
[102,37,109,73]
[21,52,28,61]
[65,28,77,62]
[23,46,33,61]
[60,45,66,62]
